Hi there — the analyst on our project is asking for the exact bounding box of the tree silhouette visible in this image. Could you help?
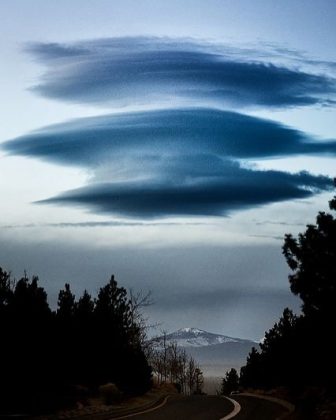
[0,270,152,414]
[240,183,336,394]
[57,283,76,319]
[0,273,55,413]
[76,289,94,319]
[194,367,204,395]
[283,185,336,319]
[0,267,12,309]
[221,368,239,395]
[240,347,263,388]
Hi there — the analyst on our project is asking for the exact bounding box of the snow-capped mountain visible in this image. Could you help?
[152,327,257,384]
[154,327,254,348]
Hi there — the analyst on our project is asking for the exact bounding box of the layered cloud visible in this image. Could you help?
[4,109,336,168]
[38,166,332,218]
[26,37,336,109]
[4,106,335,218]
[4,37,335,219]
[4,108,336,218]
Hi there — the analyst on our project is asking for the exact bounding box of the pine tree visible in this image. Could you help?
[221,368,239,395]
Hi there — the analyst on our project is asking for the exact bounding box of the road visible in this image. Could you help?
[234,395,288,419]
[117,395,233,420]
[114,394,289,420]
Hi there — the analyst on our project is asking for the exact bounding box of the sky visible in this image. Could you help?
[1,0,336,340]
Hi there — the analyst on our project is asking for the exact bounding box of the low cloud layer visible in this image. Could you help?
[0,234,297,339]
[26,37,336,109]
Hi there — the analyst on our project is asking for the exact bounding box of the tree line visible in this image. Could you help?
[0,272,152,414]
[237,183,336,411]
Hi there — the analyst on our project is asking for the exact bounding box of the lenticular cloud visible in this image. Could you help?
[27,37,336,109]
[4,37,335,218]
[38,165,332,218]
[4,108,336,167]
[4,108,335,218]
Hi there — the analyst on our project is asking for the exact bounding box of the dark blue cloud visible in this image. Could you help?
[4,109,336,169]
[37,162,333,218]
[26,37,336,108]
[7,37,336,219]
[4,107,335,218]
[26,42,89,60]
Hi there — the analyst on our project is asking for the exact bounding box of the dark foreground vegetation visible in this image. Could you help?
[239,183,336,418]
[2,185,335,417]
[0,272,152,414]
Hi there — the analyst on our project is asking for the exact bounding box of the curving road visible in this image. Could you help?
[233,395,288,419]
[117,395,234,420]
[113,394,289,420]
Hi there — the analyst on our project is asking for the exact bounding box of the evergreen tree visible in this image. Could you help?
[240,184,336,392]
[240,347,263,388]
[221,368,239,395]
[0,269,152,414]
[0,267,12,309]
[283,187,336,319]
[57,283,76,319]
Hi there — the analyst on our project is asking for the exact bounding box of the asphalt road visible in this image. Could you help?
[234,395,288,419]
[125,395,234,420]
[121,394,289,420]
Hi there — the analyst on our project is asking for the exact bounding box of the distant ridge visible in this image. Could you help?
[152,327,257,380]
[157,327,255,348]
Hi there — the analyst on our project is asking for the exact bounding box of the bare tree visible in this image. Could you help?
[148,334,203,395]
[128,289,154,350]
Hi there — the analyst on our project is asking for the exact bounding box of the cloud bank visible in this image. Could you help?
[26,37,336,109]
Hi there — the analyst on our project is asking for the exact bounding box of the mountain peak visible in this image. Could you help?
[155,327,253,348]
[178,327,204,334]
